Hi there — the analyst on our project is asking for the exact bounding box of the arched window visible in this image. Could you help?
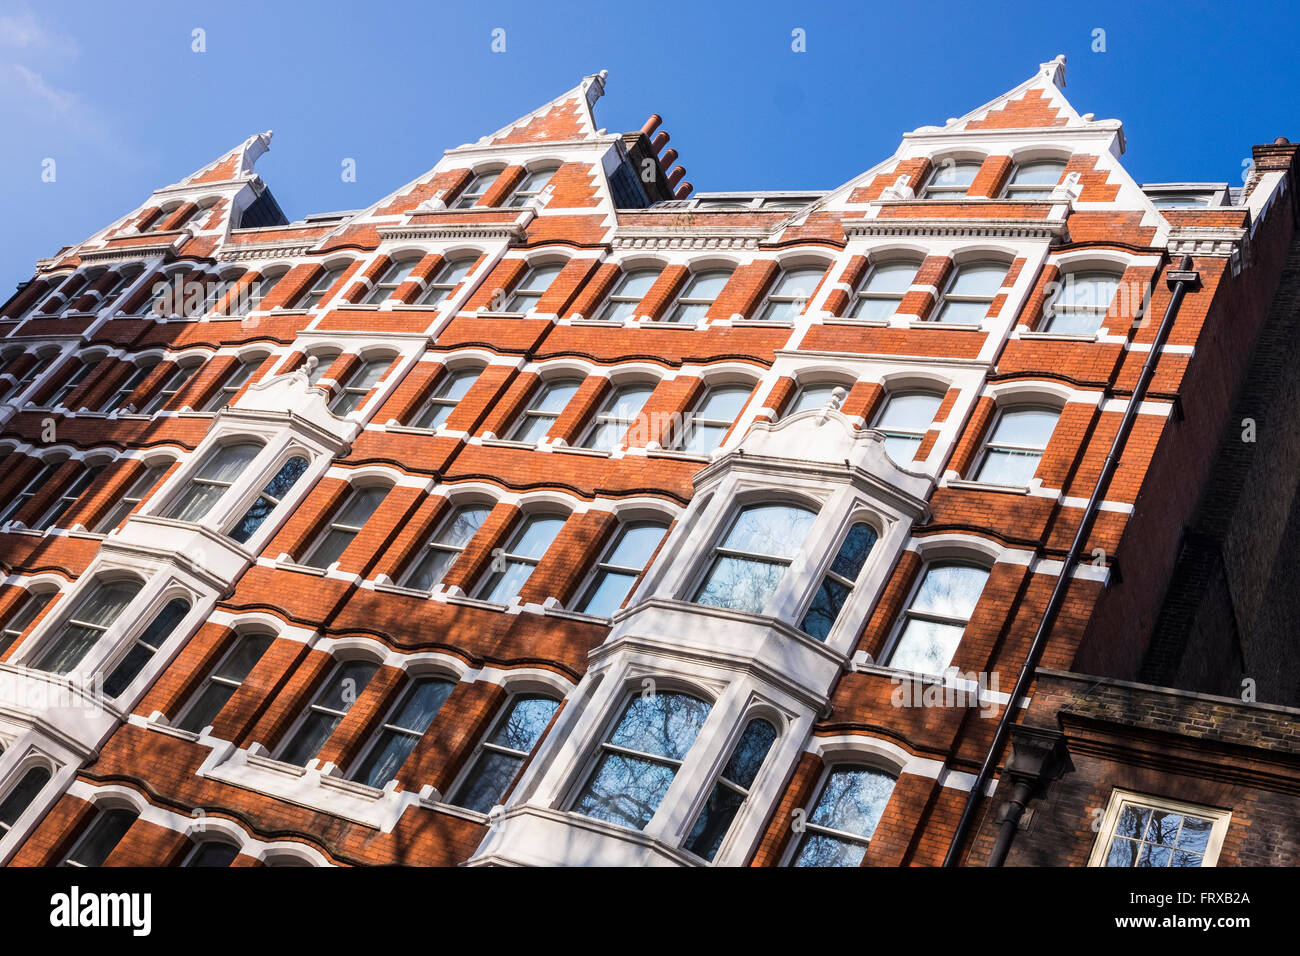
[329,355,392,415]
[453,171,498,209]
[175,631,274,734]
[100,359,159,412]
[33,462,104,531]
[674,384,751,454]
[784,382,842,418]
[573,691,712,830]
[791,765,898,867]
[201,275,240,316]
[596,269,659,322]
[887,562,990,675]
[33,578,142,675]
[200,355,263,412]
[141,358,201,414]
[0,458,61,525]
[506,378,580,443]
[278,659,379,766]
[684,717,777,861]
[1,349,58,402]
[694,503,818,614]
[504,262,562,313]
[231,268,286,316]
[100,267,143,314]
[94,462,168,533]
[302,485,389,569]
[920,160,981,199]
[576,520,669,616]
[667,270,731,324]
[1002,160,1067,200]
[849,261,918,320]
[400,504,490,591]
[411,366,480,430]
[297,263,349,310]
[182,841,239,867]
[507,167,557,206]
[757,266,824,322]
[874,391,944,463]
[362,260,417,305]
[0,589,55,655]
[451,694,561,813]
[44,356,98,408]
[800,522,878,640]
[306,349,340,385]
[416,258,475,306]
[61,807,138,867]
[165,441,264,523]
[1043,270,1123,334]
[0,765,52,838]
[229,456,310,544]
[933,262,1006,324]
[349,677,455,788]
[579,382,654,450]
[475,513,566,604]
[102,596,192,697]
[974,405,1059,485]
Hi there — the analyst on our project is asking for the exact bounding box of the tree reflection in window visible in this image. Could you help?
[887,563,989,675]
[1104,804,1214,867]
[452,695,560,813]
[800,522,877,640]
[792,765,897,867]
[229,456,309,544]
[684,717,777,861]
[694,504,817,614]
[572,691,711,830]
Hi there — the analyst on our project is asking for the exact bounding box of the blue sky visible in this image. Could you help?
[1,0,1297,289]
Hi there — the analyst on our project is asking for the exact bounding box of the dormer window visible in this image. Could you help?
[1002,160,1067,200]
[920,161,981,199]
[507,168,557,207]
[454,172,497,209]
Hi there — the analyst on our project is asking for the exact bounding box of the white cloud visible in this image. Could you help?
[0,11,80,58]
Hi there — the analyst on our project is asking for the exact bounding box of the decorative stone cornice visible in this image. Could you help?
[376,220,528,243]
[611,228,768,251]
[1165,224,1249,259]
[846,216,1067,241]
[217,242,316,262]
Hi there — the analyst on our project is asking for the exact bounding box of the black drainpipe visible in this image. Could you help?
[942,254,1202,868]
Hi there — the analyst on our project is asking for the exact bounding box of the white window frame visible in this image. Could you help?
[1088,789,1231,868]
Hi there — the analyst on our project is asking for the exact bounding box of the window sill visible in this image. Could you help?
[1018,329,1101,342]
[821,316,890,327]
[371,580,435,599]
[273,558,329,576]
[444,593,508,612]
[481,437,541,451]
[945,478,1030,494]
[646,448,711,463]
[635,319,701,331]
[567,318,624,327]
[271,308,310,316]
[549,443,613,459]
[907,319,984,331]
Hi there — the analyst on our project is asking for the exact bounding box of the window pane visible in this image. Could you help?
[490,696,560,751]
[683,271,730,299]
[877,393,942,432]
[800,577,851,640]
[573,752,676,830]
[0,766,51,831]
[911,564,988,619]
[830,523,878,580]
[578,569,639,617]
[481,561,534,604]
[863,262,917,295]
[185,843,239,867]
[316,661,379,713]
[976,447,1041,485]
[989,408,1058,447]
[606,522,667,568]
[793,832,867,867]
[696,386,750,422]
[721,504,816,560]
[929,161,980,189]
[807,767,895,838]
[788,384,839,416]
[65,809,136,867]
[614,270,658,299]
[1011,161,1066,186]
[684,782,745,861]
[456,751,524,814]
[722,719,777,789]
[694,555,786,613]
[533,380,580,413]
[102,597,192,697]
[511,515,565,559]
[607,692,710,762]
[949,264,1006,297]
[304,529,352,568]
[889,617,965,674]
